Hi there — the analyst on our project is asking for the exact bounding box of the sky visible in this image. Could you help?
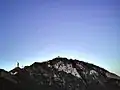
[0,0,120,75]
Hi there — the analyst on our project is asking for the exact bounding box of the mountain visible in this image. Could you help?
[0,57,120,90]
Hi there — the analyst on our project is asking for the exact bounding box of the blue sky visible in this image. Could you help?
[0,0,120,75]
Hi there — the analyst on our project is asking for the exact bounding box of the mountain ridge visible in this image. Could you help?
[0,57,120,90]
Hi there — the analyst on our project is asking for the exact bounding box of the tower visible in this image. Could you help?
[17,62,19,67]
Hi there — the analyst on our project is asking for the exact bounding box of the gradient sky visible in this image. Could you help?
[0,0,120,75]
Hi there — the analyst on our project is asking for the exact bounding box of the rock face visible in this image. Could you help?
[0,57,120,90]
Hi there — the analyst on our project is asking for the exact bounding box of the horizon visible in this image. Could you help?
[1,56,120,76]
[0,0,120,76]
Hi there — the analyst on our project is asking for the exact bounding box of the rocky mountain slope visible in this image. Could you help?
[0,57,120,90]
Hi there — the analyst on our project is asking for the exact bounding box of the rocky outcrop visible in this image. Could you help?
[0,57,120,90]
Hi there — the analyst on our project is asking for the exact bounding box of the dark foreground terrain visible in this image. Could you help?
[0,57,120,90]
